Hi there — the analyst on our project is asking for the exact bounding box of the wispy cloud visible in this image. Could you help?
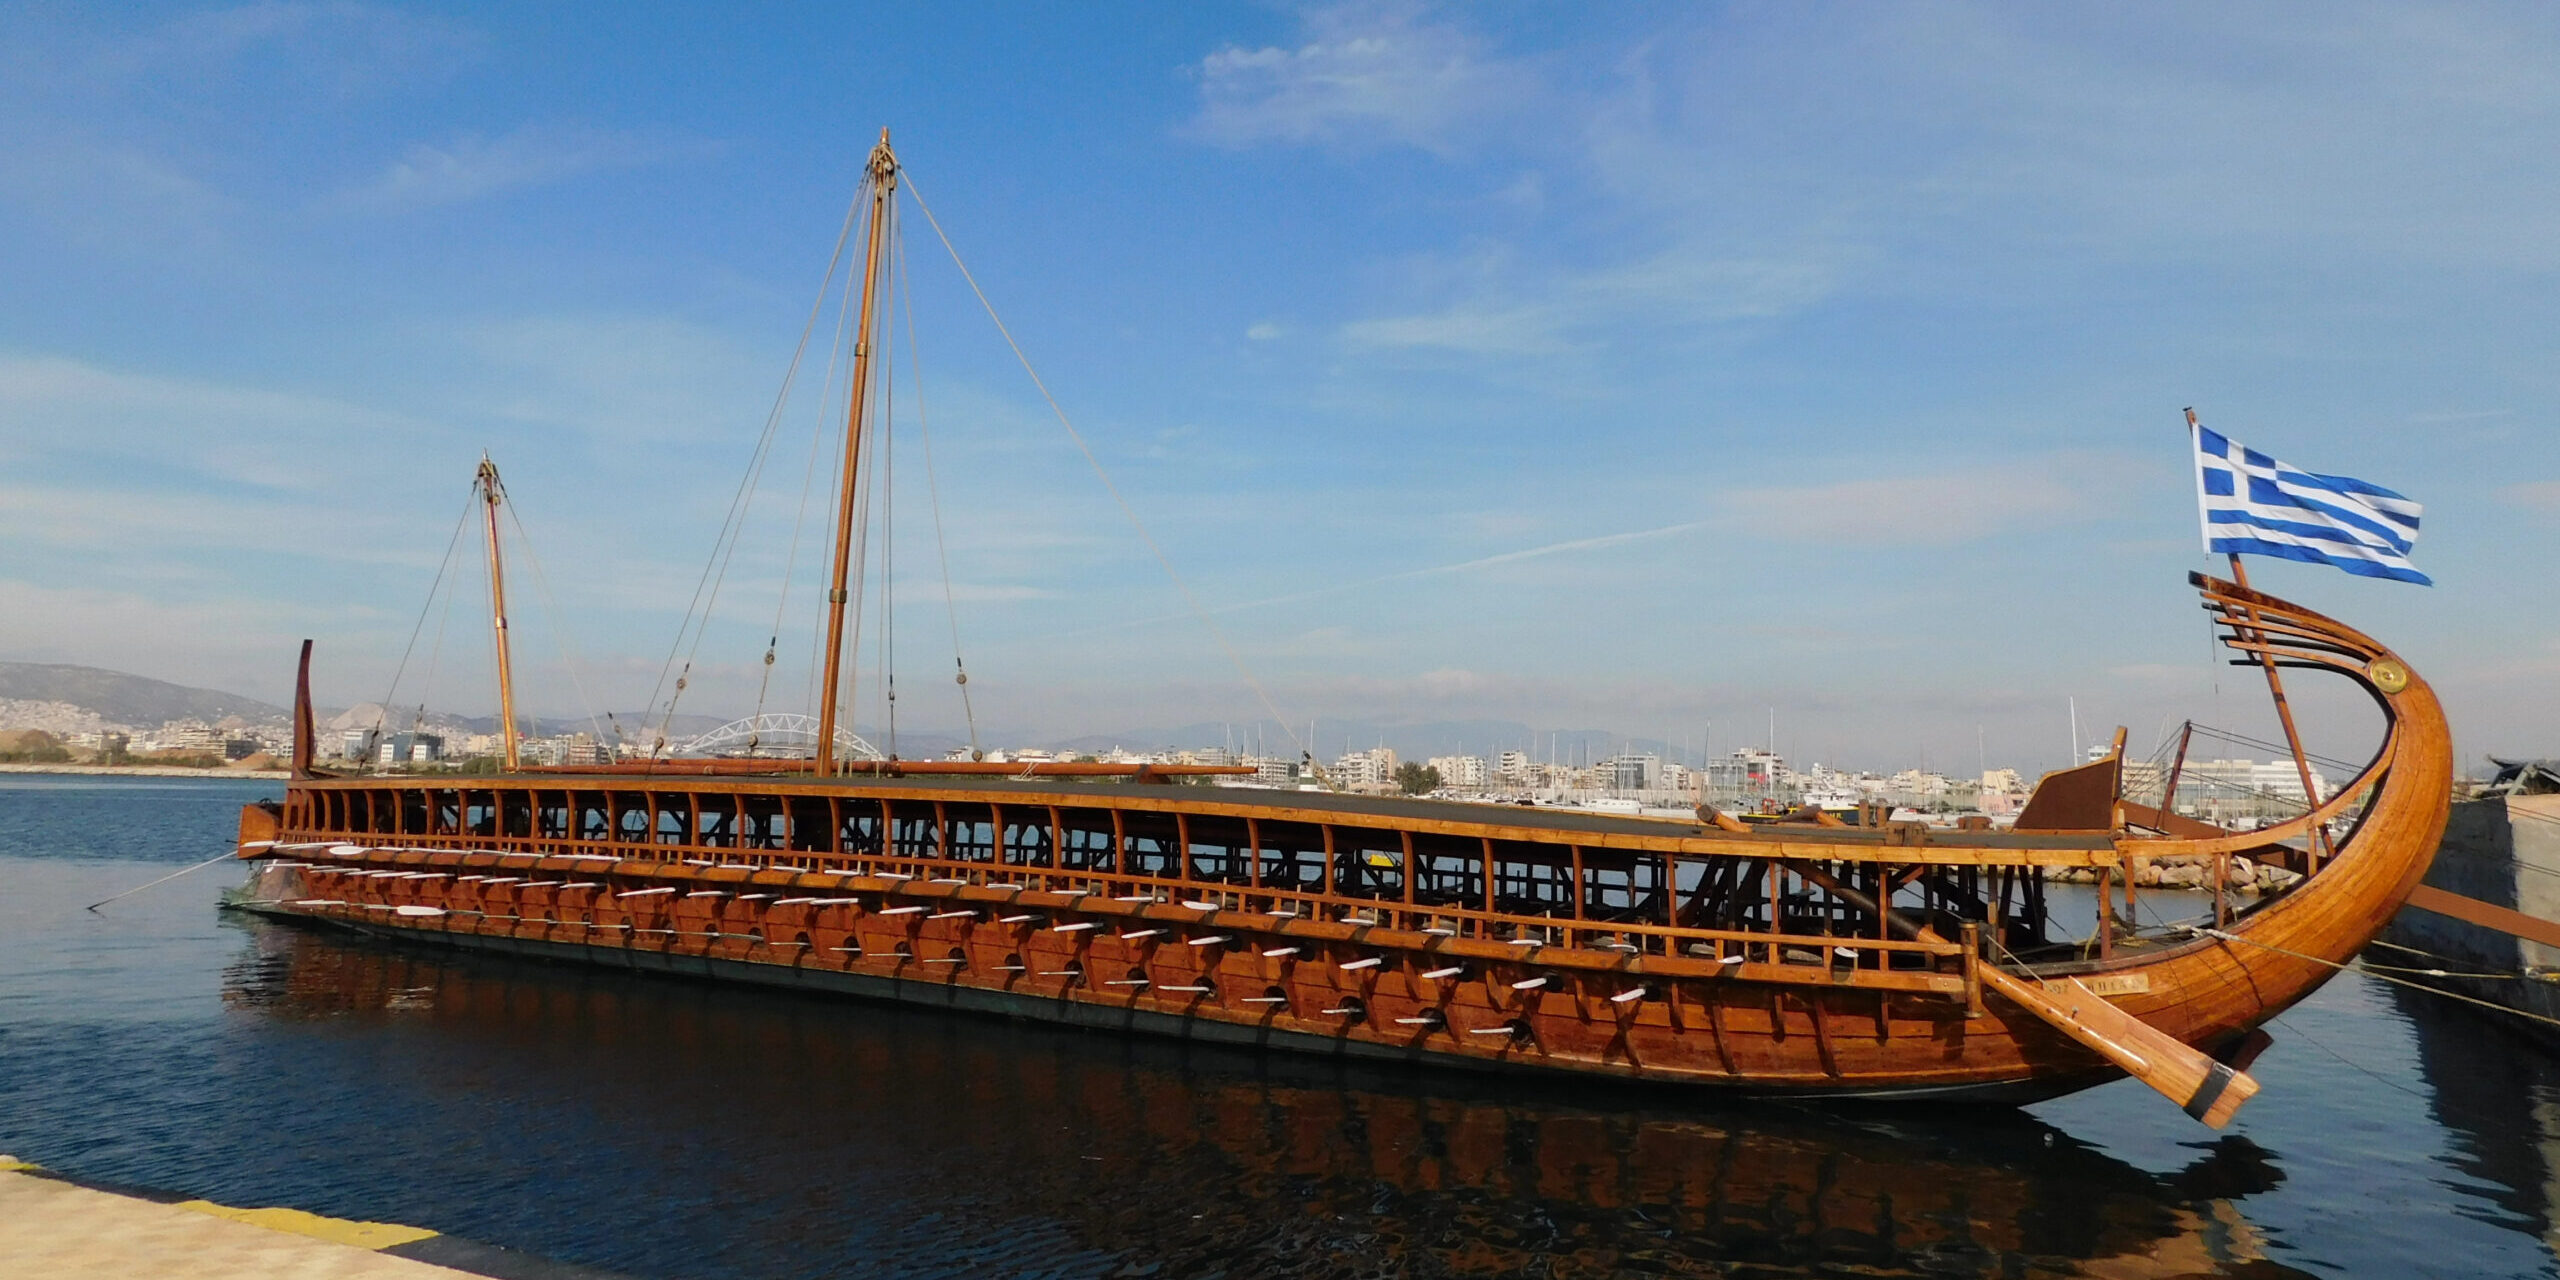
[174,2,474,80]
[1186,3,1528,154]
[0,577,314,703]
[449,312,770,442]
[0,352,427,491]
[1340,245,1847,357]
[333,124,705,213]
[2500,481,2560,514]
[65,2,482,95]
[0,134,235,251]
[1719,460,2120,546]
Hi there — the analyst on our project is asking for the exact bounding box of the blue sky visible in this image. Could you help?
[2,1,2555,774]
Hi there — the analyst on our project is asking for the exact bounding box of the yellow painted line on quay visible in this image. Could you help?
[171,1198,440,1249]
[0,1154,465,1278]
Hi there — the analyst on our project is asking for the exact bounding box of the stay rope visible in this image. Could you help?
[372,490,477,749]
[903,175,1323,781]
[495,492,615,753]
[896,226,982,759]
[645,184,867,756]
[751,215,865,755]
[878,230,898,759]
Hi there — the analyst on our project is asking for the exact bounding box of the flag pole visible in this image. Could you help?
[2218,541,2332,870]
[2190,409,2331,866]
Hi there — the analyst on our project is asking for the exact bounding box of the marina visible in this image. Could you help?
[8,773,2560,1278]
[7,8,2556,1276]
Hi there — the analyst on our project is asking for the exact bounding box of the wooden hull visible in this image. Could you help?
[226,870,2091,1103]
[228,576,2451,1113]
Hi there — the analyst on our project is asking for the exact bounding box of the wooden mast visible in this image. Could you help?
[475,454,521,771]
[815,129,898,776]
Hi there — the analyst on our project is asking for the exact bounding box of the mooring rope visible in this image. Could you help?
[85,850,244,913]
[2194,925,2560,1031]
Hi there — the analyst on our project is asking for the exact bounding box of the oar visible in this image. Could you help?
[1973,964,2256,1127]
[1784,860,2259,1127]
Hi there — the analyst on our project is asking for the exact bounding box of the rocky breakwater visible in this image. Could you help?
[2043,856,2304,895]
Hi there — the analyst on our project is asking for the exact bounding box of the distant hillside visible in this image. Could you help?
[0,662,285,727]
[1052,719,1691,765]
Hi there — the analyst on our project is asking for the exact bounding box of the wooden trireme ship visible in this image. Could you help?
[226,133,2455,1128]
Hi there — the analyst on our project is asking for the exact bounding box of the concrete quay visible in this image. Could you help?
[0,1157,612,1280]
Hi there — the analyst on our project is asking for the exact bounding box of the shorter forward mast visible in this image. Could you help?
[814,129,899,776]
[476,454,522,771]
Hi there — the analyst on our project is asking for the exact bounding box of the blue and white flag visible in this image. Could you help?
[2191,419,2428,585]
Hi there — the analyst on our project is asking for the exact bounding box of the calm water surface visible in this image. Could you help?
[3,774,2554,1279]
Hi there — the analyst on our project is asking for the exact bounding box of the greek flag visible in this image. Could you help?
[2192,419,2429,585]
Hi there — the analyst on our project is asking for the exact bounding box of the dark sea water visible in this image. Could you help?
[3,773,2555,1279]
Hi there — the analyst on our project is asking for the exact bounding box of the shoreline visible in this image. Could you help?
[0,763,290,780]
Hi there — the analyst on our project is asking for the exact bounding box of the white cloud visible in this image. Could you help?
[1187,4,1527,153]
[1338,237,1852,359]
[126,2,480,87]
[450,312,770,443]
[2501,481,2560,514]
[334,124,703,213]
[1718,460,2122,546]
[0,352,430,491]
[0,578,307,704]
[0,133,235,251]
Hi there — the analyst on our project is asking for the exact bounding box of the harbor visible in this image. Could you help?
[8,5,2559,1276]
[5,772,2560,1278]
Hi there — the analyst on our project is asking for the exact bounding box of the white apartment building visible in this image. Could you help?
[1426,754,1488,788]
[1602,752,1661,792]
[1330,746,1398,789]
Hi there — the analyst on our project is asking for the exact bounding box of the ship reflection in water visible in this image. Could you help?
[220,918,2305,1279]
[2397,981,2560,1267]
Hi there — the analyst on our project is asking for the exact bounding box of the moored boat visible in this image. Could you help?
[222,133,2453,1128]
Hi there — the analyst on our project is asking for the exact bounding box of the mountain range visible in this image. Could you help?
[0,662,287,727]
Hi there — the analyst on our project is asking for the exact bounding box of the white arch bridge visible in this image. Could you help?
[670,713,884,761]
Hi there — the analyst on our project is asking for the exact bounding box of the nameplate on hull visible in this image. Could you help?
[2047,972,2150,998]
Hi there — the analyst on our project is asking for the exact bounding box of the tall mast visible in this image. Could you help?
[476,453,521,771]
[815,128,898,775]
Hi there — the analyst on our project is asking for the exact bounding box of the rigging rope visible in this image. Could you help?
[903,175,1324,782]
[372,490,477,750]
[896,227,982,759]
[2183,721,2362,775]
[879,243,898,760]
[750,225,862,756]
[801,214,869,739]
[496,493,615,753]
[645,186,867,756]
[406,532,465,748]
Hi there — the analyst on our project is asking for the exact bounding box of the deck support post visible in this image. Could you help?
[1960,922,1986,1019]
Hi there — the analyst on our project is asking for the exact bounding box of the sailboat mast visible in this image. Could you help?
[475,454,521,771]
[815,129,899,775]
